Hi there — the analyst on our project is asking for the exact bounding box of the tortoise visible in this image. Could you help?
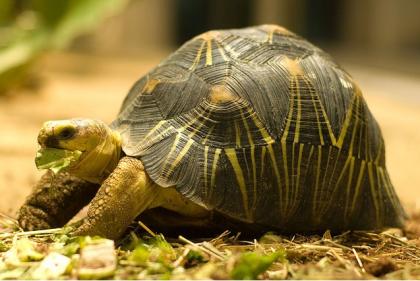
[18,25,406,239]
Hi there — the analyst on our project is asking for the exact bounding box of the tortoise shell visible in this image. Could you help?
[111,25,405,231]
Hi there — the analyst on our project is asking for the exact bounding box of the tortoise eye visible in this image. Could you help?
[58,127,75,139]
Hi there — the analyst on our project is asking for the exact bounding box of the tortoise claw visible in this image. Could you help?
[18,204,54,231]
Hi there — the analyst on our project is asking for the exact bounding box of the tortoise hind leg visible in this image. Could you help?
[158,187,210,218]
[18,171,99,230]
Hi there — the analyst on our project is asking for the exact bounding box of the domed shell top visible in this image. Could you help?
[111,25,405,231]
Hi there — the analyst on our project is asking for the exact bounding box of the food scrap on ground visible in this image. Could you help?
[0,213,419,280]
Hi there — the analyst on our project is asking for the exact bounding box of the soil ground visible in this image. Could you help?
[1,52,419,217]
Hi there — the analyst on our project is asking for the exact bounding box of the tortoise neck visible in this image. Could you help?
[71,126,122,184]
[102,130,122,180]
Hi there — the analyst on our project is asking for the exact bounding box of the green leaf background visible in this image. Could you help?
[0,0,128,93]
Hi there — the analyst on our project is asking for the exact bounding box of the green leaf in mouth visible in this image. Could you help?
[35,148,82,174]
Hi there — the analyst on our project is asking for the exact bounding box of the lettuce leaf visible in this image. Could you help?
[35,148,82,173]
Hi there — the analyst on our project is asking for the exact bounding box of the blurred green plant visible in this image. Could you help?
[0,0,128,94]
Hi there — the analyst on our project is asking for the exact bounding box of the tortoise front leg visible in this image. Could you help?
[72,157,161,240]
[18,171,99,230]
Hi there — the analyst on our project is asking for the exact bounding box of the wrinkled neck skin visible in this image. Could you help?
[70,124,122,184]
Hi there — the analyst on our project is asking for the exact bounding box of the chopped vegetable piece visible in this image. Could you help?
[77,238,116,279]
[35,148,82,173]
[231,251,286,280]
[31,252,71,279]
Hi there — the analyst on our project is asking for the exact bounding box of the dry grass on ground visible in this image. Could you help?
[0,212,419,280]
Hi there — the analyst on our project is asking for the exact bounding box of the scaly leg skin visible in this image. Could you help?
[71,157,161,240]
[18,171,100,230]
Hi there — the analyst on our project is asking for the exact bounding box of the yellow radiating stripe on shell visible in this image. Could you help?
[318,99,337,145]
[344,156,355,220]
[313,99,325,145]
[307,144,315,171]
[178,117,198,133]
[210,148,222,196]
[305,144,315,199]
[162,133,181,177]
[313,145,322,214]
[301,144,314,205]
[301,71,339,146]
[238,109,258,208]
[201,125,215,145]
[206,39,213,66]
[178,106,213,135]
[292,143,304,212]
[142,78,160,94]
[239,109,261,146]
[267,144,281,195]
[215,41,229,61]
[302,76,325,145]
[260,146,267,180]
[135,121,172,151]
[348,96,361,155]
[365,119,371,160]
[375,163,384,216]
[336,92,358,148]
[186,106,214,140]
[350,160,366,215]
[281,76,296,142]
[189,40,206,70]
[367,162,381,225]
[225,148,251,220]
[335,153,351,187]
[167,138,194,177]
[325,148,342,195]
[246,108,274,144]
[234,120,241,147]
[293,78,302,143]
[290,142,296,208]
[267,144,289,216]
[324,153,351,214]
[223,42,240,58]
[281,141,290,214]
[259,146,267,217]
[319,146,333,211]
[239,109,254,146]
[296,143,304,193]
[204,146,209,191]
[378,167,399,214]
[142,127,172,146]
[187,117,208,138]
[251,146,257,210]
[375,139,383,164]
[142,120,166,141]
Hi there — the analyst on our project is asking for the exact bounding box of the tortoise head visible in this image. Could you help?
[37,118,122,183]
